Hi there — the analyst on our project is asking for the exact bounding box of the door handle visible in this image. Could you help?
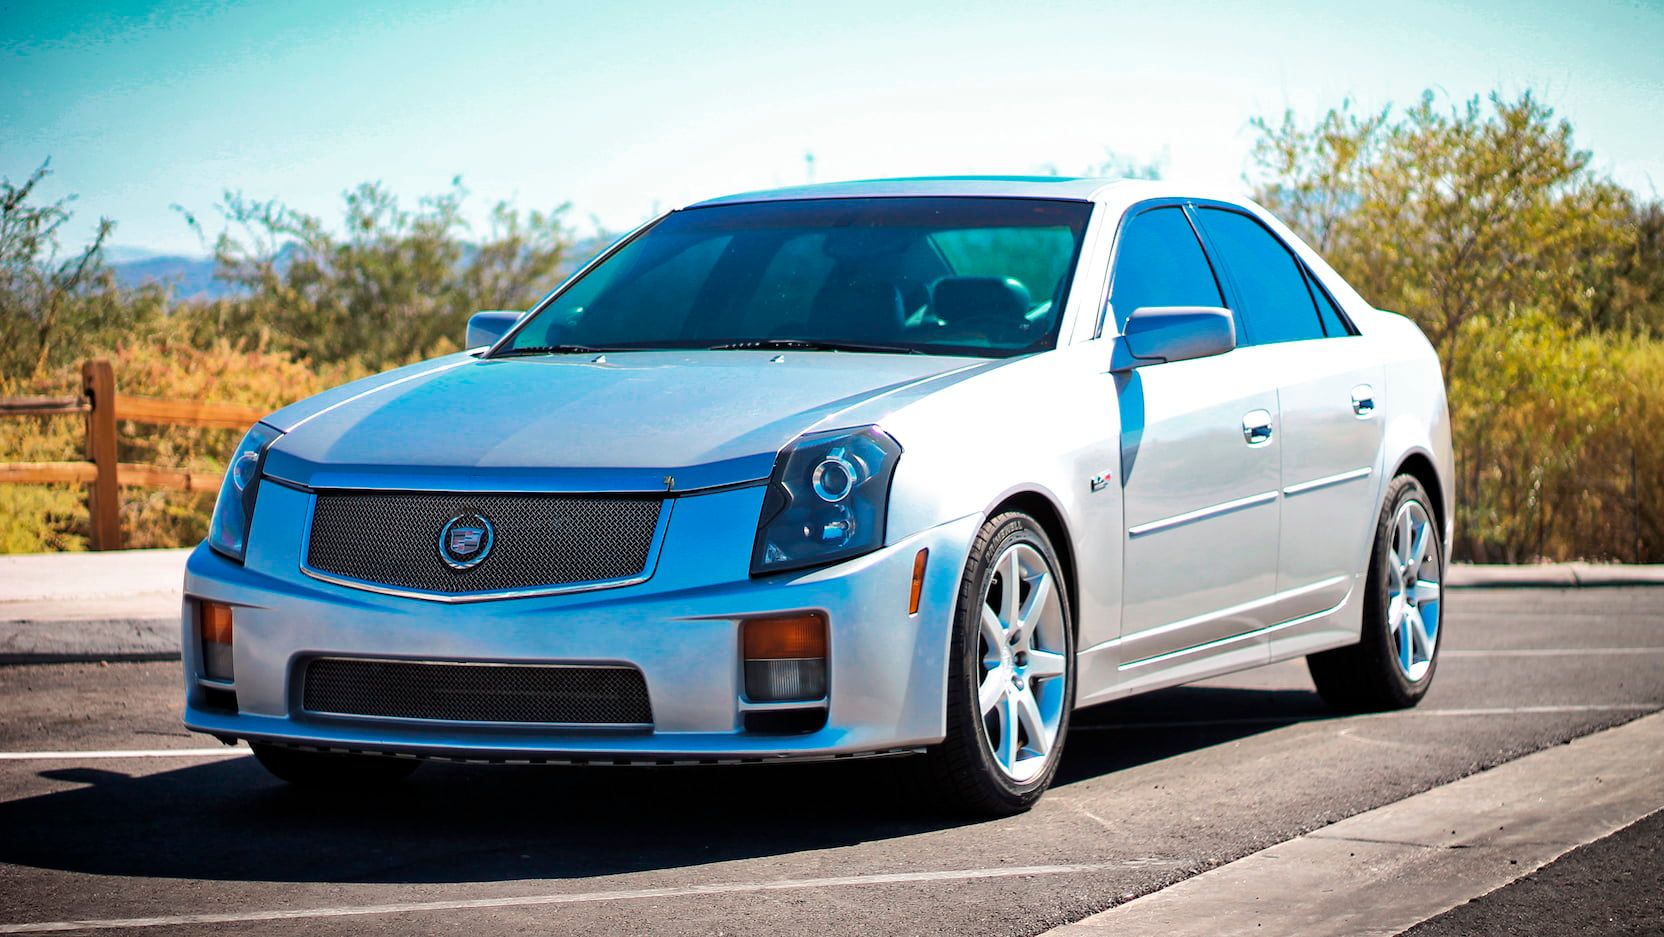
[1242,409,1274,446]
[1351,384,1376,418]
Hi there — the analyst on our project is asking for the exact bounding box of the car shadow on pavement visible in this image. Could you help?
[1058,684,1338,785]
[0,685,1333,884]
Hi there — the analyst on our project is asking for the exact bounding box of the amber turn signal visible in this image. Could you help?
[198,599,235,683]
[200,600,234,646]
[909,548,929,615]
[741,613,826,660]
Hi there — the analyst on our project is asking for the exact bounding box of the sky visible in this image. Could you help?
[4,0,1662,257]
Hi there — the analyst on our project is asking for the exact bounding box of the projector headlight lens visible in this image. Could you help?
[751,426,901,575]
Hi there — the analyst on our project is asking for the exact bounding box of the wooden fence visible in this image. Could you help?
[0,360,266,550]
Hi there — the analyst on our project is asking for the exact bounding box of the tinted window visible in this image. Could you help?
[1195,208,1324,344]
[500,197,1092,359]
[1107,207,1222,330]
[934,226,1079,309]
[1306,271,1352,337]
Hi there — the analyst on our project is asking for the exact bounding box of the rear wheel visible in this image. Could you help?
[919,511,1075,815]
[251,742,420,788]
[1307,475,1444,710]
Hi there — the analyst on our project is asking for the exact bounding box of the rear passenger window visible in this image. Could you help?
[1195,208,1324,344]
[1307,272,1353,337]
[1107,207,1222,331]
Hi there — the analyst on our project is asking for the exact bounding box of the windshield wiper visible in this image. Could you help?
[491,344,617,357]
[707,339,921,355]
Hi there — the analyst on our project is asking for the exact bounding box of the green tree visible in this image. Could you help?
[178,178,576,370]
[1587,199,1664,336]
[1250,91,1634,360]
[0,161,163,376]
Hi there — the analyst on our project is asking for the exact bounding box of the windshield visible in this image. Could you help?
[495,197,1093,359]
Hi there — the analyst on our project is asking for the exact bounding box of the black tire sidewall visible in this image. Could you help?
[946,513,1076,806]
[1363,477,1443,706]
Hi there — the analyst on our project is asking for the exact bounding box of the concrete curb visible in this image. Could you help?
[0,548,188,663]
[0,617,179,664]
[1447,563,1664,588]
[1042,711,1664,937]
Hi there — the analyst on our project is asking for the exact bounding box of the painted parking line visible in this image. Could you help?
[1071,703,1658,732]
[0,747,247,761]
[0,859,1183,934]
[1443,647,1664,657]
[1045,711,1664,937]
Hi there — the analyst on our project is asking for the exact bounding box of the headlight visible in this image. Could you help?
[751,426,901,575]
[207,422,281,563]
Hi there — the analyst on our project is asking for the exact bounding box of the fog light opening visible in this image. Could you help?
[909,548,929,615]
[742,614,827,703]
[744,708,829,735]
[198,599,235,683]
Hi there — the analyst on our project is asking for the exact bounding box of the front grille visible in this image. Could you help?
[305,491,662,595]
[302,658,653,725]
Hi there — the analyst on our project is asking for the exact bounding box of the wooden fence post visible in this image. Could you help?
[82,359,121,550]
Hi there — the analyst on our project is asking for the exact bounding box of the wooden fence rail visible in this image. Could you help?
[0,359,266,550]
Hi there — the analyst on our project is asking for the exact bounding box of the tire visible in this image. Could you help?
[251,742,420,788]
[918,511,1076,816]
[1307,474,1444,711]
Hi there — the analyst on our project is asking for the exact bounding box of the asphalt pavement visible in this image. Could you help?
[1405,808,1663,937]
[0,585,1659,934]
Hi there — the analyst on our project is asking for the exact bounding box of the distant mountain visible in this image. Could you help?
[103,233,618,304]
[108,252,233,300]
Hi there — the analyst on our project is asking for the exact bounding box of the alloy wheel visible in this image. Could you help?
[1386,499,1441,682]
[977,542,1069,782]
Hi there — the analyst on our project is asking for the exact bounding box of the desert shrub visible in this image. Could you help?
[173,180,574,370]
[1449,312,1652,561]
[0,339,365,552]
[2,169,570,552]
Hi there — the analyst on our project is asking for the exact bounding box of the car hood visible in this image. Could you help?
[261,351,988,492]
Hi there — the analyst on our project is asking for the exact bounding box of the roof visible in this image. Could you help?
[687,175,1145,207]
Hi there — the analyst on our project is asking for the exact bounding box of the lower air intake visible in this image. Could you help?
[302,658,653,726]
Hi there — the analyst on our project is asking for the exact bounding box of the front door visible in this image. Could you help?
[1107,204,1284,666]
[1116,350,1285,665]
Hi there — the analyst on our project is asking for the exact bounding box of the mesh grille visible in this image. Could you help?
[306,492,662,594]
[302,658,653,725]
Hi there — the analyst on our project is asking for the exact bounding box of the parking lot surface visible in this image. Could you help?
[1,586,1660,935]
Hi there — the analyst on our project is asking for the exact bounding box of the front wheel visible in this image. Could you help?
[1307,475,1444,710]
[919,511,1075,816]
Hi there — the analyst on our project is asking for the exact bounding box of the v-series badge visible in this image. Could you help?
[1089,469,1113,493]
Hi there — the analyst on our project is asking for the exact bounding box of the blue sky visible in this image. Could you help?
[4,0,1662,256]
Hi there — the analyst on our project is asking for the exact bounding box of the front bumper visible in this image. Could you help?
[182,480,979,761]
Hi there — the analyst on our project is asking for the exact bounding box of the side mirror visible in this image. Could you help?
[1111,306,1236,371]
[466,310,523,350]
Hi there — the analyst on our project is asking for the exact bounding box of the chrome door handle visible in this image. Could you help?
[1351,384,1376,418]
[1242,409,1274,446]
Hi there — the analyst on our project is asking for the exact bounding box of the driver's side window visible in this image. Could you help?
[1106,207,1224,334]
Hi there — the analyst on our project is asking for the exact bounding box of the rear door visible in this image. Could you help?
[1192,207,1385,632]
[1112,205,1284,667]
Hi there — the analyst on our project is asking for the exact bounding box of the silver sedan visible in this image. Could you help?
[183,177,1453,814]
